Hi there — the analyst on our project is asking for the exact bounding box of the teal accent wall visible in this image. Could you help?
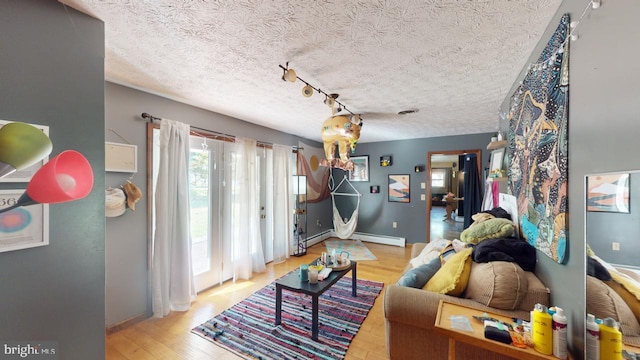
[0,1,105,358]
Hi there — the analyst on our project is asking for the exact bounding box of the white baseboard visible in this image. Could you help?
[306,230,333,247]
[304,230,406,248]
[328,231,406,247]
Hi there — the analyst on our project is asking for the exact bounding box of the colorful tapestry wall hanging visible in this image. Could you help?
[507,14,570,264]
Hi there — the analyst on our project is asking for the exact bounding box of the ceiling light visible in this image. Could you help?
[302,85,313,97]
[283,68,297,82]
[280,62,297,83]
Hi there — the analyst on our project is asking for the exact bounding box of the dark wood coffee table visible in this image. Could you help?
[275,259,357,340]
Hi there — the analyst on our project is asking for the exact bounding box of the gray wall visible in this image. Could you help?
[104,82,332,326]
[0,1,105,359]
[498,1,639,357]
[339,133,493,243]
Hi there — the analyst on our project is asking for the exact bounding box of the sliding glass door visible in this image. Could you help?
[152,127,291,292]
[188,138,232,292]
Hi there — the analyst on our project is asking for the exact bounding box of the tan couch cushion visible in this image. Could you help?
[587,275,640,339]
[464,261,528,310]
[519,271,551,311]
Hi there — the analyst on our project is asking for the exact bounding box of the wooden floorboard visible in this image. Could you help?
[106,240,414,359]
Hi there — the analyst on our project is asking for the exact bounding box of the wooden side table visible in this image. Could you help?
[434,300,566,360]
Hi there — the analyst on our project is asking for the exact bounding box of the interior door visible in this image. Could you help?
[426,149,482,243]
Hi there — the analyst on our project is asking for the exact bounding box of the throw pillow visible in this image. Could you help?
[409,238,451,268]
[396,257,441,288]
[460,217,515,244]
[424,247,473,296]
[464,262,528,310]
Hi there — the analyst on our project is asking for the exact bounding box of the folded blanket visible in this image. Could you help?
[472,238,536,272]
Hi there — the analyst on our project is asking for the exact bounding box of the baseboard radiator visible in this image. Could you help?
[306,230,405,248]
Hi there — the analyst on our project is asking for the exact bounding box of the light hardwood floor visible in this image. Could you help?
[106,241,414,360]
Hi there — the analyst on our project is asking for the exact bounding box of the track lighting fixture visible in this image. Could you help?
[278,63,363,121]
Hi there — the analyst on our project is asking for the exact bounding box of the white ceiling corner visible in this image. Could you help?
[59,0,562,143]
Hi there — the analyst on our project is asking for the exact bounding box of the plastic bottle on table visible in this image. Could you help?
[599,317,622,360]
[532,303,553,355]
[552,307,568,359]
[586,313,600,360]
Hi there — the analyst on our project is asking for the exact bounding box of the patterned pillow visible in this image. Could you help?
[424,248,473,296]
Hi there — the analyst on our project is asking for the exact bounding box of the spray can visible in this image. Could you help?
[552,307,568,359]
[532,303,553,355]
[599,317,622,360]
[586,314,600,360]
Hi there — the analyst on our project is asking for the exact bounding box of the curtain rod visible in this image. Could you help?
[140,112,302,151]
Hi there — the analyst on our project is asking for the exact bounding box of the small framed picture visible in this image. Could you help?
[370,185,380,193]
[380,155,392,167]
[0,189,49,253]
[489,148,505,176]
[349,156,369,182]
[586,173,630,213]
[105,142,137,173]
[388,174,410,203]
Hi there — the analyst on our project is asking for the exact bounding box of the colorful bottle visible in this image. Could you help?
[586,314,600,360]
[552,307,568,359]
[599,317,622,360]
[532,303,553,355]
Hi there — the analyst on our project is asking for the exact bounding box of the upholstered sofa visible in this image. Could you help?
[383,242,551,360]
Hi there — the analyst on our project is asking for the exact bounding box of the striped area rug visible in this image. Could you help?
[192,273,383,360]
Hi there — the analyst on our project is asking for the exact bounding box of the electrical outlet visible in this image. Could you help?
[316,219,322,227]
[392,221,397,229]
[421,194,426,201]
[612,242,620,251]
[421,182,426,189]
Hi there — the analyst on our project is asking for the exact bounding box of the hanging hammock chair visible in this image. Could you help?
[330,175,361,239]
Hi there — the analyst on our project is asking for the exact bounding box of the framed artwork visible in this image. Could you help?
[587,173,630,213]
[349,156,369,182]
[370,185,380,194]
[0,189,49,253]
[388,174,410,203]
[0,120,49,183]
[489,148,505,175]
[380,155,392,167]
[105,142,138,173]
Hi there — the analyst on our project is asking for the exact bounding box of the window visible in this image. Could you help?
[432,168,447,188]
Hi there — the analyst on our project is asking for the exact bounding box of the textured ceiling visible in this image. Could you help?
[59,0,562,143]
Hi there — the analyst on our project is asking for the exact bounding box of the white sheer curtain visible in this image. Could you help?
[225,137,266,281]
[272,144,293,262]
[152,119,196,317]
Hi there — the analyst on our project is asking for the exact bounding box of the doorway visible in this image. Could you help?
[426,149,482,243]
